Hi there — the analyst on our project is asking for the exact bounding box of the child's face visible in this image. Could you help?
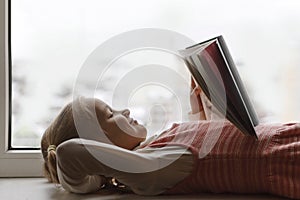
[94,99,147,150]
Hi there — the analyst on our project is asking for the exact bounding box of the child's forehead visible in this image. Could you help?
[94,98,110,110]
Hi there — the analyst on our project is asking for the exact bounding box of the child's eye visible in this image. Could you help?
[108,109,113,118]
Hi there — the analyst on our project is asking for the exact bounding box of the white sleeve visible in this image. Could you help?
[56,138,192,195]
[56,139,108,194]
[56,138,161,194]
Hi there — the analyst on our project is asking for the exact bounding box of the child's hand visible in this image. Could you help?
[190,77,204,114]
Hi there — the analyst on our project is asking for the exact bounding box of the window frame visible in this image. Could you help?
[0,0,43,177]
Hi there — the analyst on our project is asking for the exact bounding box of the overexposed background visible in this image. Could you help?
[11,0,300,147]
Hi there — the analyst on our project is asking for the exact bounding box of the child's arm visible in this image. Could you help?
[56,138,192,195]
[189,77,223,121]
[189,77,206,120]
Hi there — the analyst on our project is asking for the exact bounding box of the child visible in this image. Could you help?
[41,79,300,199]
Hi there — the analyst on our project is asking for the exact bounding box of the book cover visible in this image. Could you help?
[180,36,259,138]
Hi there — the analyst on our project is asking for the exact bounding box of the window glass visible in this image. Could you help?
[11,0,300,147]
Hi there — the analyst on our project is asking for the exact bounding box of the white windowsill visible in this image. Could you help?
[0,178,281,200]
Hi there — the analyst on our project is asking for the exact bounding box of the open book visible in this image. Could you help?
[179,36,259,138]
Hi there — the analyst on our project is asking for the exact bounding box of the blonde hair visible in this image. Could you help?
[41,103,79,183]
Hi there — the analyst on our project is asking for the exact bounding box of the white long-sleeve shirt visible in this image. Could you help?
[56,137,193,195]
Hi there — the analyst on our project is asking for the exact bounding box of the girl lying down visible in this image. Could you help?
[41,79,300,199]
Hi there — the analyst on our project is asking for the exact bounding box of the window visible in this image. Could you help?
[0,0,42,177]
[2,0,300,177]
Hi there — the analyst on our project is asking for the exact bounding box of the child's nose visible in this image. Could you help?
[122,109,130,117]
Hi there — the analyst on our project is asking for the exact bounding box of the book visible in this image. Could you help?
[179,35,259,138]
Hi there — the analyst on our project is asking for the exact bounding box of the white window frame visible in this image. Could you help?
[0,0,43,177]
